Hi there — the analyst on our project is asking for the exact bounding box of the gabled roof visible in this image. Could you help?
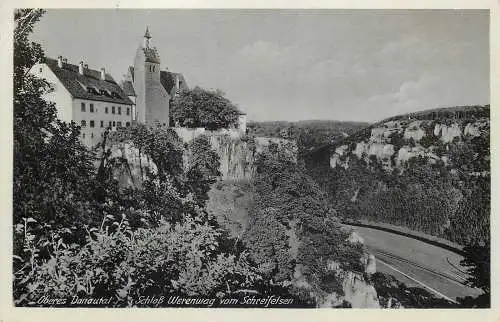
[44,58,133,105]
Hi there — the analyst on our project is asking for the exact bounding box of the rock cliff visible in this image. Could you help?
[107,133,297,188]
[306,104,490,246]
[328,105,489,174]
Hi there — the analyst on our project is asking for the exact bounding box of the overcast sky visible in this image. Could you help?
[30,9,489,122]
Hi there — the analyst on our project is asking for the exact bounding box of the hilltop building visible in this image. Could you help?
[32,57,134,147]
[120,27,189,125]
[32,27,246,147]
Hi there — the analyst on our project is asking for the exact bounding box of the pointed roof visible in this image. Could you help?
[144,27,151,39]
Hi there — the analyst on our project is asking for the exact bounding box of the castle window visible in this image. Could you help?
[117,121,122,127]
[81,120,86,127]
[109,121,112,128]
[81,103,86,112]
[39,67,42,73]
[105,107,109,114]
[91,133,94,138]
[113,121,116,127]
[82,133,85,138]
[112,106,115,114]
[90,104,94,113]
[90,120,95,128]
[126,122,130,127]
[118,106,122,115]
[126,107,130,116]
[100,121,104,128]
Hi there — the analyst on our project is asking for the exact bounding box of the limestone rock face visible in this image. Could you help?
[434,123,462,143]
[108,142,157,188]
[209,135,297,180]
[347,231,364,244]
[107,134,297,187]
[328,115,489,173]
[341,272,379,308]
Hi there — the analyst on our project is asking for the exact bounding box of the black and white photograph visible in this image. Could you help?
[7,6,492,313]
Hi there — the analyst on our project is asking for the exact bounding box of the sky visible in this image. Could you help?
[30,9,490,122]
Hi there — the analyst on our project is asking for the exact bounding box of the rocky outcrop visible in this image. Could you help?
[108,134,297,188]
[329,116,489,172]
[291,228,380,308]
[108,142,157,188]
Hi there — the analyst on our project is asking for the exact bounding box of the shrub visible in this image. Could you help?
[14,213,262,307]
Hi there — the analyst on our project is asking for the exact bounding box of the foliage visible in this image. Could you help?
[13,213,261,307]
[460,245,490,295]
[170,87,242,130]
[13,9,98,250]
[183,135,221,206]
[371,273,457,308]
[244,143,365,300]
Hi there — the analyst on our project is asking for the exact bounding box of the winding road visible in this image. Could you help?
[344,224,483,302]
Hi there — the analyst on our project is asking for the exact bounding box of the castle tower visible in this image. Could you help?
[133,27,170,125]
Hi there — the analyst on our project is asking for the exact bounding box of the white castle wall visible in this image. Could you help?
[173,127,244,143]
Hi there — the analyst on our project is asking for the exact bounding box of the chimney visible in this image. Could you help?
[57,56,63,68]
[100,67,106,80]
[79,61,84,75]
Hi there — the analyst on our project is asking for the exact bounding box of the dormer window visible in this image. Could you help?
[100,89,111,97]
[87,86,101,95]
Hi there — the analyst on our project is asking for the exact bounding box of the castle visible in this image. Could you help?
[32,27,246,147]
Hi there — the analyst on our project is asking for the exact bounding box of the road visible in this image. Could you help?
[344,224,483,302]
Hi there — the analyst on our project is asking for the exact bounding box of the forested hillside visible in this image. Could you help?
[247,120,367,157]
[304,105,490,247]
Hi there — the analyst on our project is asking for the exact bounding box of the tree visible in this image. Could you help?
[461,245,490,294]
[171,86,242,129]
[13,9,97,236]
[183,135,221,206]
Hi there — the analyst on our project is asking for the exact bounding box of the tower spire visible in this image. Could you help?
[143,27,151,48]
